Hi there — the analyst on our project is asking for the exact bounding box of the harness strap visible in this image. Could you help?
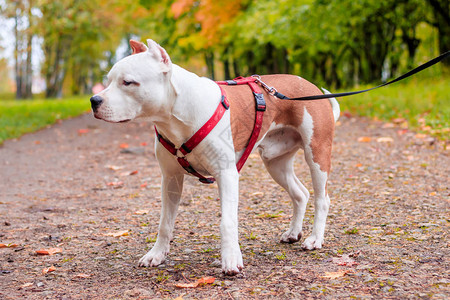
[155,76,266,184]
[154,91,230,184]
[233,80,266,172]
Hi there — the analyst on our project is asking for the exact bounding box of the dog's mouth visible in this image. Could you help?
[93,113,131,123]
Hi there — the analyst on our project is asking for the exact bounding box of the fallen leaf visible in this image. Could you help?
[36,248,62,255]
[106,181,124,188]
[376,137,394,143]
[119,143,129,149]
[134,210,149,215]
[140,182,148,188]
[322,270,350,279]
[140,142,148,146]
[173,296,184,300]
[414,133,427,139]
[42,265,56,274]
[392,117,406,124]
[106,230,129,237]
[106,165,124,171]
[0,243,19,248]
[250,192,264,197]
[78,129,89,135]
[397,129,408,135]
[73,273,91,279]
[357,136,372,143]
[332,254,358,267]
[355,163,363,168]
[175,276,215,288]
[120,170,138,176]
[19,282,33,289]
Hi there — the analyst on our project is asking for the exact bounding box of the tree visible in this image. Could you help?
[3,0,34,99]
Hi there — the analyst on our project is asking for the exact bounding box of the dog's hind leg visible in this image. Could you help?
[139,173,184,267]
[260,147,310,243]
[258,127,309,244]
[299,108,333,250]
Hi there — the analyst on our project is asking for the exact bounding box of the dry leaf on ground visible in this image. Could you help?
[175,277,215,288]
[332,254,358,267]
[0,243,19,248]
[322,270,351,279]
[36,248,62,255]
[19,283,33,289]
[358,136,372,143]
[106,230,129,237]
[42,265,56,274]
[106,165,124,171]
[73,273,91,279]
[376,137,394,143]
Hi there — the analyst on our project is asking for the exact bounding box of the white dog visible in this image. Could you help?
[90,39,340,275]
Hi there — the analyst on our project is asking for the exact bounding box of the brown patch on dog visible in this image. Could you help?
[223,75,334,173]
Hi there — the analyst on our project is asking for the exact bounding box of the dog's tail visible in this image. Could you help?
[321,88,340,122]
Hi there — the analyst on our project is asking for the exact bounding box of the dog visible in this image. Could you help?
[90,39,340,275]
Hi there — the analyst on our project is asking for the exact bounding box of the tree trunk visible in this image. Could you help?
[24,0,33,99]
[14,12,23,100]
[427,0,450,67]
[204,51,215,80]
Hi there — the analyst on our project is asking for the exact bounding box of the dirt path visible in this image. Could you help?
[0,113,449,299]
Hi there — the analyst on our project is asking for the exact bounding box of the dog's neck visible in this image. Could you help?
[151,64,222,147]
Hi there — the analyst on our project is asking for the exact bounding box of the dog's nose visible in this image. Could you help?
[90,95,103,112]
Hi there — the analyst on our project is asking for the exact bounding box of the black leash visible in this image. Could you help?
[269,51,449,101]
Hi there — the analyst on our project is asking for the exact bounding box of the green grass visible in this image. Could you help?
[0,96,90,144]
[338,76,449,140]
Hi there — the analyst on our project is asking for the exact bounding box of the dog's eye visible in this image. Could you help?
[123,80,138,86]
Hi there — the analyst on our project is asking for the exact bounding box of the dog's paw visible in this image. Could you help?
[280,229,302,244]
[301,235,323,250]
[138,248,166,267]
[221,248,244,276]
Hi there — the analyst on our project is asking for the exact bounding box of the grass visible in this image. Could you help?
[338,76,449,140]
[0,96,90,144]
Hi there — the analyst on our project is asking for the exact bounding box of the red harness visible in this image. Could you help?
[155,76,266,184]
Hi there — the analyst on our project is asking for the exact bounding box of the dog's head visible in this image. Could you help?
[90,39,175,123]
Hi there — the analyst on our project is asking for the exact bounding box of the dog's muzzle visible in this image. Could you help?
[90,95,103,113]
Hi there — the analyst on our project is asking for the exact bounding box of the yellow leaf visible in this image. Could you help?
[376,137,394,143]
[357,136,372,143]
[106,230,129,237]
[175,276,215,288]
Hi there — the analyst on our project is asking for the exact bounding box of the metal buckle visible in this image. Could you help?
[252,75,278,96]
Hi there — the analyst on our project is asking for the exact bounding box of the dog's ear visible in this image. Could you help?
[130,40,148,55]
[147,39,172,73]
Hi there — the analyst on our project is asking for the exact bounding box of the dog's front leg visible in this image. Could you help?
[216,169,243,275]
[139,173,184,267]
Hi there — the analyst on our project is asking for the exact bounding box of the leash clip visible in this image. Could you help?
[252,74,278,96]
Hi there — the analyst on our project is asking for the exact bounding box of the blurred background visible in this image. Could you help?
[0,0,448,99]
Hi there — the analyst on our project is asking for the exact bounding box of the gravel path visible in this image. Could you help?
[0,113,448,299]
